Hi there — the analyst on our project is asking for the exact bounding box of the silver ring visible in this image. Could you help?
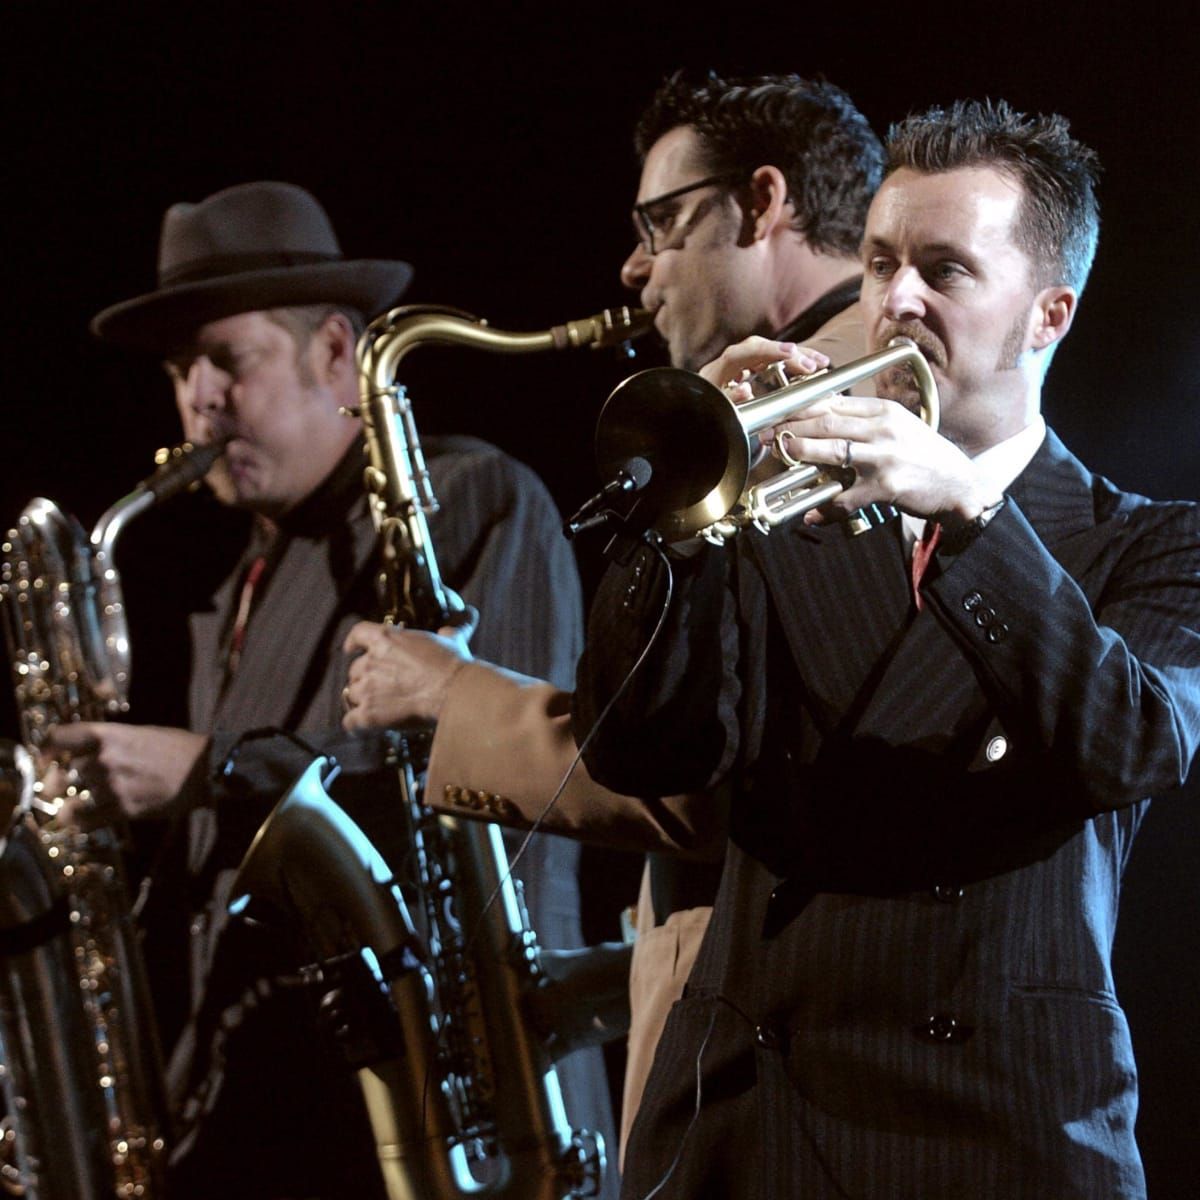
[841,440,854,470]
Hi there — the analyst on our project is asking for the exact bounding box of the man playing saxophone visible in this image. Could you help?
[340,71,884,1161]
[48,180,616,1199]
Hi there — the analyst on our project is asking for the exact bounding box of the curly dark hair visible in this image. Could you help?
[885,99,1101,293]
[634,71,883,258]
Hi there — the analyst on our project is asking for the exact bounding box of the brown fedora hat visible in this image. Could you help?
[91,180,413,353]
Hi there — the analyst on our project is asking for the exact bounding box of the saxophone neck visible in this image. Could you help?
[90,439,227,560]
[353,301,653,630]
[356,303,653,399]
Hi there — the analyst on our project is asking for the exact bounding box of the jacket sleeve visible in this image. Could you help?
[428,660,724,856]
[924,495,1200,814]
[573,538,744,799]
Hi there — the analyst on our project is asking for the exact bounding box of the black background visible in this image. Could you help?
[4,3,1197,1192]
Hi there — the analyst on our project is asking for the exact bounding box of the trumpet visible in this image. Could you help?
[594,337,939,543]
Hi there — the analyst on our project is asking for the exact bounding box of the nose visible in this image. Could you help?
[880,265,928,323]
[620,240,653,292]
[179,356,229,415]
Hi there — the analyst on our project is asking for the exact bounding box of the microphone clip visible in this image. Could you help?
[563,457,653,541]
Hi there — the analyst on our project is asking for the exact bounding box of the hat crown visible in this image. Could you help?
[158,181,342,287]
[91,179,412,353]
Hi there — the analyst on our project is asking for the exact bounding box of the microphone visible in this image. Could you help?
[564,457,653,539]
[605,456,653,497]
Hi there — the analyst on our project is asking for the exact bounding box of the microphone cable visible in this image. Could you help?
[470,534,675,939]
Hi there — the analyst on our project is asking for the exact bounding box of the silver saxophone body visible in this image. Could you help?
[0,442,224,1198]
[232,304,649,1200]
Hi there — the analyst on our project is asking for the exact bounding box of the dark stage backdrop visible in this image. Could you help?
[4,3,1197,1193]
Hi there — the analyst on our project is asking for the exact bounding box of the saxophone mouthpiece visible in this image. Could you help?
[145,439,228,502]
[551,307,654,352]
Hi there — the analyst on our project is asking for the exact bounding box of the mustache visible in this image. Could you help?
[877,322,945,367]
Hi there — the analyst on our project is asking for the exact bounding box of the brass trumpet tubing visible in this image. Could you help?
[743,468,844,535]
[733,337,938,442]
[594,337,940,543]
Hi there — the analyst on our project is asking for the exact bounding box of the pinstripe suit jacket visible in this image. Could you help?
[165,435,618,1199]
[576,430,1200,1199]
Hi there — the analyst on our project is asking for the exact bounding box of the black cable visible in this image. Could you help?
[472,536,676,934]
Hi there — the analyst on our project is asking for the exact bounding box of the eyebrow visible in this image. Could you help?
[862,235,970,256]
[862,236,985,274]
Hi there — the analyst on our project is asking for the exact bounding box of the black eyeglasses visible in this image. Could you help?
[632,171,745,255]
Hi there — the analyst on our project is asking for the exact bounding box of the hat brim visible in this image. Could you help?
[90,259,414,354]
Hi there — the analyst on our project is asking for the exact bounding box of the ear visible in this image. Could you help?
[309,311,358,387]
[746,165,791,243]
[1030,285,1076,352]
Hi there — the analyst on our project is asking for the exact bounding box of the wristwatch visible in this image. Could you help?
[938,495,1007,555]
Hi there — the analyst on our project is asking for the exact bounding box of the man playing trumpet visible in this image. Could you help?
[574,100,1200,1198]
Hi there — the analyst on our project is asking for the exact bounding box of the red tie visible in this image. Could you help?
[227,553,269,675]
[911,521,942,612]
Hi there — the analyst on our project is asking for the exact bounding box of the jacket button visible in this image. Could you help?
[755,1023,779,1050]
[985,735,1008,762]
[932,884,964,903]
[986,622,1009,643]
[487,794,517,820]
[974,606,995,627]
[962,591,984,612]
[915,1013,973,1043]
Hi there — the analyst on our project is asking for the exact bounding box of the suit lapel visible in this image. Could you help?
[1008,429,1113,581]
[208,496,377,731]
[188,570,240,733]
[852,428,1103,745]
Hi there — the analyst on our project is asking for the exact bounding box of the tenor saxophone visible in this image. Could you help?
[231,304,649,1200]
[0,442,224,1199]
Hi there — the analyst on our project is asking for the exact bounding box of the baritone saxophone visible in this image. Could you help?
[0,441,224,1199]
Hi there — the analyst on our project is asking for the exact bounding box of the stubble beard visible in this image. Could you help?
[670,206,747,373]
[994,310,1028,371]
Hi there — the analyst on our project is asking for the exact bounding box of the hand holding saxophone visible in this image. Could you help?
[342,621,474,731]
[43,722,207,821]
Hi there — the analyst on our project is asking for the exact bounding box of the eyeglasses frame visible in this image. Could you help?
[632,171,747,255]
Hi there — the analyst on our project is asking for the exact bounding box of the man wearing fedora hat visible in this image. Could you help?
[52,180,617,1199]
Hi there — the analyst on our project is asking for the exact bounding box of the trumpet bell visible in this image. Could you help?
[593,338,939,544]
[595,367,754,541]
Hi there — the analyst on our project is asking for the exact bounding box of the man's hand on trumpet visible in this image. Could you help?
[698,336,830,400]
[700,336,995,527]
